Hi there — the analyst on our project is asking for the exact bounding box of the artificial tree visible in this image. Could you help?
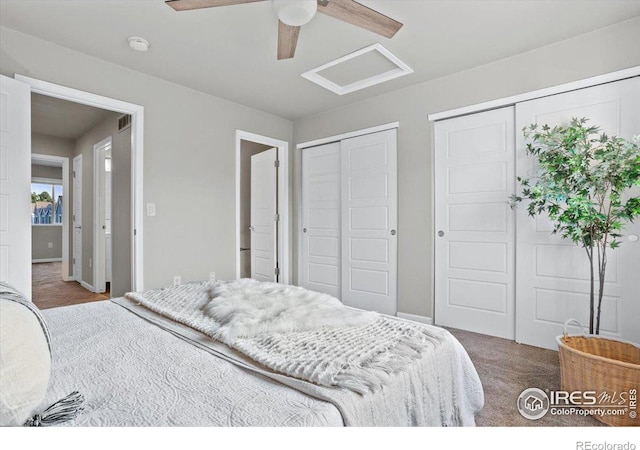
[512,118,640,335]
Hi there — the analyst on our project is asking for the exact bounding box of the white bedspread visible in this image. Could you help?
[41,301,343,426]
[41,297,484,427]
[115,294,484,426]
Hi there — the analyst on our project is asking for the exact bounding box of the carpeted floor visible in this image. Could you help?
[32,262,110,309]
[448,327,603,426]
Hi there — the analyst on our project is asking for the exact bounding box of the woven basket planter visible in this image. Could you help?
[557,320,640,427]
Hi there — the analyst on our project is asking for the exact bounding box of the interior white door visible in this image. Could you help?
[251,148,278,282]
[0,75,31,298]
[434,107,516,338]
[515,77,640,350]
[93,139,110,294]
[72,154,82,283]
[340,129,397,315]
[105,154,112,284]
[301,142,341,298]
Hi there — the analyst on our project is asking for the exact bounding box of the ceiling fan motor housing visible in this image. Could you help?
[272,0,318,27]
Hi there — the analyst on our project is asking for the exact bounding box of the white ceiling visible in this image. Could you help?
[2,1,639,120]
[31,93,116,139]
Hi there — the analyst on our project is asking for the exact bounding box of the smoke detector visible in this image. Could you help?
[128,37,150,52]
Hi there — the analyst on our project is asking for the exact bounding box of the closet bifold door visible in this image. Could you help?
[300,142,342,298]
[434,107,516,339]
[340,129,398,315]
[515,77,640,350]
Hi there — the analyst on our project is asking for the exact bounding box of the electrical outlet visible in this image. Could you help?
[89,258,92,269]
[48,242,53,249]
[173,276,181,286]
[147,203,156,217]
[209,272,216,282]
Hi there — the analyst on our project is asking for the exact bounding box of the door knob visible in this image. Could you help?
[390,229,396,236]
[303,228,307,233]
[438,230,445,237]
[249,226,255,231]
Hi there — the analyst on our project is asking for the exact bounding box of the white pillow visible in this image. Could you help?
[0,286,51,426]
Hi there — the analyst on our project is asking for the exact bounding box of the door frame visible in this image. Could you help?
[16,75,145,292]
[72,154,82,284]
[93,136,112,294]
[235,130,290,284]
[31,153,70,280]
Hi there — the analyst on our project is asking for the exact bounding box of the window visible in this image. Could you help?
[31,182,63,225]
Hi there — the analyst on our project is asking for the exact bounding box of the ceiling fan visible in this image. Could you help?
[165,0,403,60]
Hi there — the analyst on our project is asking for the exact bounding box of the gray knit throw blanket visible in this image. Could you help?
[125,279,443,394]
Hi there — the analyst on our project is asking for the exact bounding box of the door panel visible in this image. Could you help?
[515,77,640,349]
[95,143,107,293]
[0,75,31,298]
[435,107,515,339]
[105,157,112,284]
[250,148,277,282]
[301,142,341,297]
[73,155,82,282]
[341,129,397,315]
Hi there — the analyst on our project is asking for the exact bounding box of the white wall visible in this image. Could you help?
[111,124,131,297]
[32,133,75,159]
[4,18,638,312]
[72,112,133,297]
[1,26,293,290]
[293,18,640,318]
[32,225,62,261]
[31,164,62,179]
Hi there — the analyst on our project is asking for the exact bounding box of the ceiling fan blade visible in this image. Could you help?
[277,21,301,60]
[166,0,267,12]
[317,0,403,38]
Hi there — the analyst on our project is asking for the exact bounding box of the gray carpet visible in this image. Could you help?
[447,328,603,427]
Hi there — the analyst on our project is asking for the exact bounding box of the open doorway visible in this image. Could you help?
[239,140,275,280]
[236,131,290,284]
[29,92,131,309]
[0,75,143,300]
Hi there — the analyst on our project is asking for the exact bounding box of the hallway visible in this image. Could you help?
[32,262,110,309]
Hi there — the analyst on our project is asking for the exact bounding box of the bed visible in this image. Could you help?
[8,280,484,427]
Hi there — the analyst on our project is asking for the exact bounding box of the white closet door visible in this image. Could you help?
[251,148,278,282]
[341,129,397,315]
[516,78,640,350]
[434,107,516,339]
[0,75,31,298]
[301,142,341,297]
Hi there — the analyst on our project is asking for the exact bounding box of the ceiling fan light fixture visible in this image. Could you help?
[272,0,317,27]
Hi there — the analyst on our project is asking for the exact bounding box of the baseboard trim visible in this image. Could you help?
[80,280,95,293]
[396,312,433,325]
[32,258,63,263]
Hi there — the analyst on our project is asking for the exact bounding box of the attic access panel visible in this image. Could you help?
[301,43,413,95]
